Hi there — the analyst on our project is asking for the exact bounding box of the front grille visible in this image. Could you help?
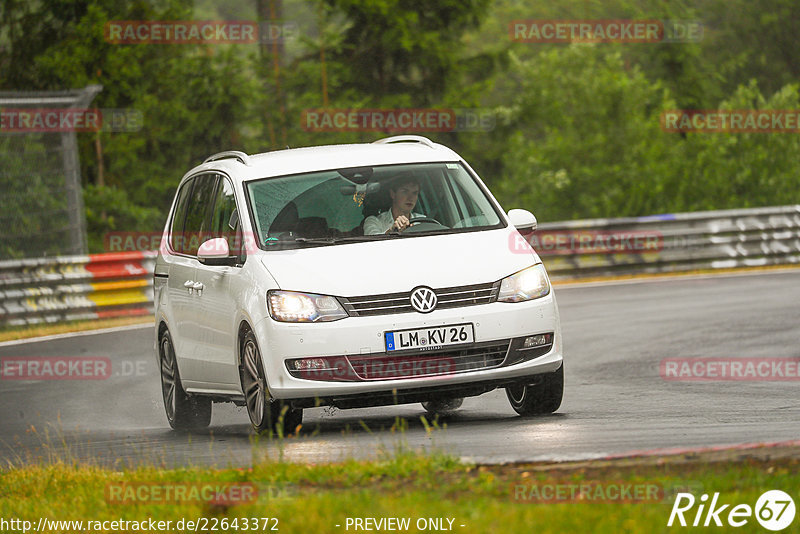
[340,281,500,317]
[345,339,511,380]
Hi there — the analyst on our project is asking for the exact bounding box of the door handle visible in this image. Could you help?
[184,280,194,295]
[192,281,204,296]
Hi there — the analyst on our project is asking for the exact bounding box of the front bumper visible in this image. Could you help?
[254,292,563,399]
[288,370,562,409]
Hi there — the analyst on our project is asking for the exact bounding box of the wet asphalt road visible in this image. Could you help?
[1,270,798,468]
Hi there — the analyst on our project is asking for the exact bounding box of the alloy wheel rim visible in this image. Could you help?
[508,384,526,404]
[160,337,177,420]
[242,341,265,425]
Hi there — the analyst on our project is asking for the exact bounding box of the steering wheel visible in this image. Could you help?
[408,216,443,226]
[264,231,294,245]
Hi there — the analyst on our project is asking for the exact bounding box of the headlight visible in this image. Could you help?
[497,264,550,302]
[268,290,348,322]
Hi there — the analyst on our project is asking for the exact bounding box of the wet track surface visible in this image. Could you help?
[1,270,799,467]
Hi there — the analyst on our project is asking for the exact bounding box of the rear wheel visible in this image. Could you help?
[421,397,464,415]
[240,330,302,436]
[159,330,212,430]
[505,365,564,416]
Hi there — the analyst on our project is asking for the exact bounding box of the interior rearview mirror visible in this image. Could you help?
[337,166,374,184]
[340,182,381,195]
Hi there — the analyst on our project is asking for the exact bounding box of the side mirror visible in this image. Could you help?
[507,209,537,232]
[198,237,236,266]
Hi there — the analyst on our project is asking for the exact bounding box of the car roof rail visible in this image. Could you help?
[203,150,251,166]
[372,135,435,149]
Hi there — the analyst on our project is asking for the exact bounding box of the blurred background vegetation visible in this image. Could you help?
[1,0,799,252]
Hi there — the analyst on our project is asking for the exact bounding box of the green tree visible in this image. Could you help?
[1,0,261,252]
[320,0,491,104]
[493,46,681,221]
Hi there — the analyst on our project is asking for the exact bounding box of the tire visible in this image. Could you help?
[240,330,302,436]
[505,364,564,416]
[159,330,212,430]
[421,397,464,415]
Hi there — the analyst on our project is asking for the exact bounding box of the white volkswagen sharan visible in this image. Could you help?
[154,135,563,434]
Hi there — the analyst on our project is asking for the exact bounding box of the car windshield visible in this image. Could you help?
[245,162,503,249]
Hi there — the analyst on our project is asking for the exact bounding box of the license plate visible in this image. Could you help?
[385,323,474,352]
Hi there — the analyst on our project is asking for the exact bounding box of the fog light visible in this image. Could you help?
[523,334,552,348]
[285,356,358,382]
[289,358,328,371]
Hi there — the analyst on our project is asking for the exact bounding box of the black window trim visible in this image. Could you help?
[166,171,244,264]
[208,173,247,267]
[171,172,218,257]
[167,176,196,257]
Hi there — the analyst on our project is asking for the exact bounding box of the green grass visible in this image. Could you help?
[1,449,797,533]
[0,316,152,342]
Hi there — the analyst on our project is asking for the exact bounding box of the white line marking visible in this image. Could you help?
[553,266,800,290]
[0,323,152,347]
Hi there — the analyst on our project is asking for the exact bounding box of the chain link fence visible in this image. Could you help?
[0,85,102,259]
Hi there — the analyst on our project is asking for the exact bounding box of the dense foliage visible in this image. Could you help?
[1,0,798,253]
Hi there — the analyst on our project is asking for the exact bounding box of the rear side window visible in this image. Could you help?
[182,173,219,255]
[170,178,193,253]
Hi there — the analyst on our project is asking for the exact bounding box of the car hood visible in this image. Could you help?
[259,227,541,297]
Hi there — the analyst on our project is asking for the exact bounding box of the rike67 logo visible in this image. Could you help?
[668,490,796,531]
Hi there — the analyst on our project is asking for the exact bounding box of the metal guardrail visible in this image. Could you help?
[536,205,800,279]
[0,85,102,257]
[0,252,155,326]
[1,206,798,326]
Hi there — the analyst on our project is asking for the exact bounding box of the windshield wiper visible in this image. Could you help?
[293,236,385,245]
[384,228,452,238]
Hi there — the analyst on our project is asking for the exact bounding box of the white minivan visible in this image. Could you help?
[154,135,563,433]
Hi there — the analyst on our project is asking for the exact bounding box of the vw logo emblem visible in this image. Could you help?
[410,286,437,313]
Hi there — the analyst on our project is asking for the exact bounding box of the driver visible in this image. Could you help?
[363,176,424,235]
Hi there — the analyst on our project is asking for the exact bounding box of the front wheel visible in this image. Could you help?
[159,330,212,430]
[240,331,302,436]
[421,397,464,415]
[505,365,564,416]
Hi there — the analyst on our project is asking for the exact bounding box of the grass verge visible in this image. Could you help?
[0,316,152,343]
[551,263,800,286]
[1,448,797,533]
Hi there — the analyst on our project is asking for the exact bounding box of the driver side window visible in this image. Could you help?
[182,173,218,256]
[209,176,242,257]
